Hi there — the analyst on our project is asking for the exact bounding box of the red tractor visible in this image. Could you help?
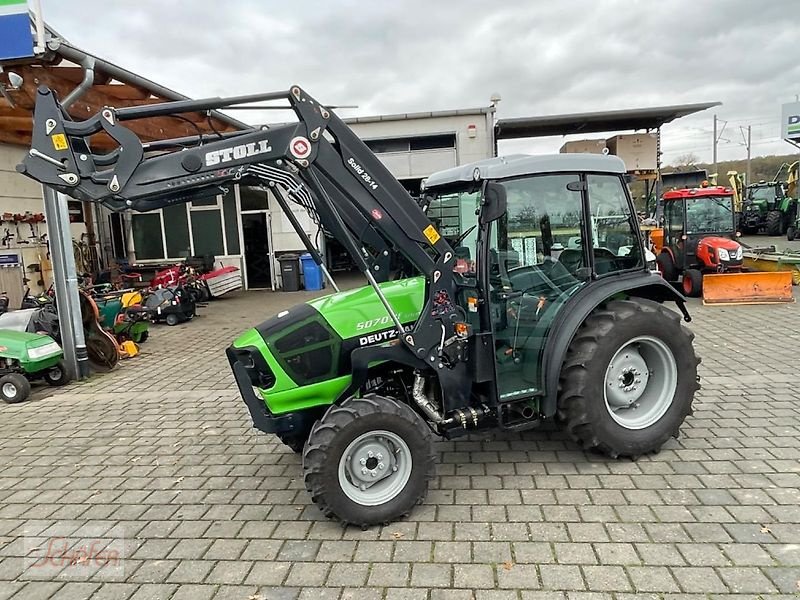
[655,186,743,297]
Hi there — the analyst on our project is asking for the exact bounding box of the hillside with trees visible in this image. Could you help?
[665,152,799,183]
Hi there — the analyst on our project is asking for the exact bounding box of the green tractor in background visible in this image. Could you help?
[740,164,798,236]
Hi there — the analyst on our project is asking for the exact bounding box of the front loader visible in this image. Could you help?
[19,84,701,526]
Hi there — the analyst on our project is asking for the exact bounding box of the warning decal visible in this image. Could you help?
[51,134,68,151]
[423,225,441,245]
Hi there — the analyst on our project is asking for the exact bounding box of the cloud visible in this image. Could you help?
[41,0,800,164]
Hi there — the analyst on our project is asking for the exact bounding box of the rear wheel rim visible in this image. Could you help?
[338,430,412,506]
[604,335,677,430]
[2,382,17,398]
[682,276,692,295]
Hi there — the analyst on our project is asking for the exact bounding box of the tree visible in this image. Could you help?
[672,153,700,170]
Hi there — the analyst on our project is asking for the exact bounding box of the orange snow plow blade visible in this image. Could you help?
[702,271,794,305]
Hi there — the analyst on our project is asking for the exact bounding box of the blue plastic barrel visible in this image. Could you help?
[300,253,324,291]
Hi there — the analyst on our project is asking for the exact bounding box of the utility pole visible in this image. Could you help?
[746,125,752,184]
[712,114,717,175]
[740,125,752,185]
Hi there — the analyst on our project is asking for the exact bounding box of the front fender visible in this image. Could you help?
[540,272,689,418]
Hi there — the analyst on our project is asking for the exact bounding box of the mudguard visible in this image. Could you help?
[539,272,689,418]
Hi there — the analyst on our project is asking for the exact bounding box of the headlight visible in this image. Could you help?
[27,341,61,359]
[717,248,730,261]
[735,246,743,259]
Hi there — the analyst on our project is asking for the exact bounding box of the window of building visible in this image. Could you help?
[131,212,165,260]
[130,187,242,261]
[364,134,457,154]
[240,186,269,211]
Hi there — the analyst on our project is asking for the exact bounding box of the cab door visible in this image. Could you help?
[482,174,588,402]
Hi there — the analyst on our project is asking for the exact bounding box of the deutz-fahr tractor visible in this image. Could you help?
[740,179,796,236]
[655,186,744,297]
[19,85,700,526]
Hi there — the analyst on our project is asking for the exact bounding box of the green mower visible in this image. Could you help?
[0,330,69,403]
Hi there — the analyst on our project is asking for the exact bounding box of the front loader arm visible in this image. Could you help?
[18,85,472,410]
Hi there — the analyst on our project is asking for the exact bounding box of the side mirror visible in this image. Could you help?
[479,182,507,225]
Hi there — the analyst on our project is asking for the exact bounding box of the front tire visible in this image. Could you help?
[303,394,435,526]
[165,313,180,326]
[0,373,31,403]
[557,299,699,458]
[787,226,796,242]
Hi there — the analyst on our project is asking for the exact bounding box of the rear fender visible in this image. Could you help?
[540,273,689,418]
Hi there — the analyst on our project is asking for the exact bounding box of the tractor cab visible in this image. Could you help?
[423,154,650,403]
[656,186,742,296]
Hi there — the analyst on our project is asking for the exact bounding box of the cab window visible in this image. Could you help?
[586,174,643,273]
[427,191,479,274]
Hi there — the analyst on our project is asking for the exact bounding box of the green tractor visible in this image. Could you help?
[19,85,701,527]
[740,180,797,236]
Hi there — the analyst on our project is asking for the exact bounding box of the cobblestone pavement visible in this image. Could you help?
[1,273,799,600]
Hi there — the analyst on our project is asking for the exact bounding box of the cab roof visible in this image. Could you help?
[422,153,626,191]
[662,186,734,201]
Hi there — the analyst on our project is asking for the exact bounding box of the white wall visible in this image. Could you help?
[0,144,88,298]
[348,111,494,179]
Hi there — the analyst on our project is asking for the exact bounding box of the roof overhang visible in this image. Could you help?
[496,102,721,140]
[0,20,250,149]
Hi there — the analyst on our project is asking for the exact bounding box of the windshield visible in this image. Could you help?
[685,196,734,234]
[748,186,777,202]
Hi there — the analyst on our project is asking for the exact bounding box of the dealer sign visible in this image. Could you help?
[782,101,800,143]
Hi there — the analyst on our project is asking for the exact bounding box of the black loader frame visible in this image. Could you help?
[19,85,477,407]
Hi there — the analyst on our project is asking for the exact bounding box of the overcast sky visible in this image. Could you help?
[40,0,800,165]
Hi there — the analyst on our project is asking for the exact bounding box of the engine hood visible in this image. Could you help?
[698,236,740,251]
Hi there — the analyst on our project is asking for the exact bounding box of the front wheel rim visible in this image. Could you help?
[49,367,62,381]
[2,382,17,398]
[604,335,678,430]
[338,430,412,506]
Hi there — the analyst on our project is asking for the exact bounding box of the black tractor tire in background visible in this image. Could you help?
[766,210,783,236]
[557,299,700,458]
[303,394,435,527]
[655,251,677,282]
[787,226,797,242]
[43,361,70,386]
[0,373,31,403]
[278,432,309,453]
[681,269,703,297]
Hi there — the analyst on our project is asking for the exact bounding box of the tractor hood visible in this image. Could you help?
[698,236,740,251]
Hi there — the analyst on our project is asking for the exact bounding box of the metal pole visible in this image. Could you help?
[712,114,717,176]
[42,186,90,380]
[746,125,752,185]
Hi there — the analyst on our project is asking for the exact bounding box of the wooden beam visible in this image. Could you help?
[93,84,152,100]
[0,130,30,146]
[0,117,32,130]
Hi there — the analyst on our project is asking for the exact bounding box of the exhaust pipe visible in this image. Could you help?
[412,374,444,423]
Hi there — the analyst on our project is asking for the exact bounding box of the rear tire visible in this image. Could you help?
[277,433,308,453]
[656,251,677,281]
[682,269,703,297]
[766,210,782,236]
[0,373,31,403]
[303,394,435,526]
[557,299,699,458]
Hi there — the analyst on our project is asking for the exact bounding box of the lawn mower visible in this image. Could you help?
[143,285,196,326]
[0,329,69,403]
[20,85,702,527]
